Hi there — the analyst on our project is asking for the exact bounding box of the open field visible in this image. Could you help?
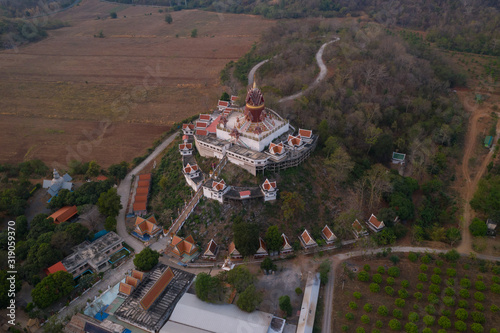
[0,0,274,167]
[333,253,500,333]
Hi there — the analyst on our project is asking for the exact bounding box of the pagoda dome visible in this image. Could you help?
[244,80,265,123]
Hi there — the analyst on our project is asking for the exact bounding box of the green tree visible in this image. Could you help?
[133,248,159,271]
[469,218,487,236]
[220,92,230,101]
[319,260,330,285]
[279,295,292,316]
[110,12,117,19]
[165,13,172,24]
[108,162,128,182]
[15,215,28,239]
[97,188,122,217]
[324,146,354,183]
[446,227,462,245]
[191,28,198,37]
[265,225,281,253]
[260,257,276,272]
[232,222,259,257]
[195,272,225,303]
[236,284,261,312]
[31,271,74,308]
[104,216,117,232]
[227,265,255,293]
[281,191,305,221]
[86,160,100,178]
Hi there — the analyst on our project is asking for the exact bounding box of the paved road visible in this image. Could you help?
[321,246,500,333]
[116,131,179,253]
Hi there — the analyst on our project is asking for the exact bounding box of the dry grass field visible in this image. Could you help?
[0,0,274,167]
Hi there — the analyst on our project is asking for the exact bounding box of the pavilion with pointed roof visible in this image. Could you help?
[299,229,317,249]
[228,241,242,259]
[169,235,198,258]
[260,178,278,201]
[321,225,337,244]
[202,239,218,260]
[133,215,161,241]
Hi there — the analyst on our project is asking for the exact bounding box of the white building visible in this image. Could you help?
[202,179,230,203]
[260,179,278,201]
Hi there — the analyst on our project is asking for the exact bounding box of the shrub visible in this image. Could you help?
[279,295,292,316]
[446,268,457,277]
[460,278,471,289]
[469,218,488,236]
[441,309,451,316]
[444,249,460,262]
[358,271,370,282]
[295,287,303,295]
[444,287,455,296]
[392,309,402,318]
[363,303,373,312]
[471,311,485,323]
[428,293,439,304]
[470,323,484,333]
[446,278,455,286]
[438,316,451,329]
[477,274,483,280]
[388,266,400,277]
[423,314,435,326]
[455,308,468,320]
[401,280,409,288]
[395,298,405,308]
[398,289,408,299]
[404,322,418,333]
[474,292,485,302]
[408,312,419,322]
[372,274,382,284]
[459,289,470,298]
[375,265,384,274]
[390,255,400,265]
[422,329,432,333]
[371,330,380,333]
[360,314,370,324]
[377,305,388,316]
[492,283,500,294]
[490,329,499,333]
[455,320,467,332]
[431,274,442,284]
[492,276,500,283]
[346,312,355,320]
[349,301,358,310]
[433,267,442,275]
[375,320,383,328]
[363,264,371,272]
[369,283,380,293]
[388,319,401,331]
[421,255,432,264]
[353,291,362,299]
[491,304,500,312]
[420,264,428,272]
[356,327,365,333]
[429,284,441,294]
[436,259,443,266]
[443,296,455,306]
[475,281,486,291]
[474,302,484,311]
[418,273,428,282]
[416,283,424,290]
[385,286,394,296]
[386,277,395,285]
[341,325,349,332]
[458,300,469,308]
[408,252,418,262]
[413,292,423,300]
[425,305,436,315]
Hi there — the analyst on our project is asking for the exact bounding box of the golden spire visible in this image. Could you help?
[253,75,257,89]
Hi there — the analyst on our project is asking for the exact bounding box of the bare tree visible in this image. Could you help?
[364,164,392,211]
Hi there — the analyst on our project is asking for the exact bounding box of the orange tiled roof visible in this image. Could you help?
[138,174,152,181]
[133,202,147,212]
[299,129,312,138]
[140,267,175,310]
[258,237,267,252]
[368,214,383,228]
[135,195,148,203]
[184,163,198,174]
[212,179,226,191]
[49,206,78,224]
[231,95,238,102]
[196,129,207,136]
[131,270,144,281]
[44,261,67,275]
[171,235,197,256]
[96,175,108,181]
[119,282,133,295]
[136,187,149,195]
[239,190,251,197]
[204,239,217,256]
[199,114,211,121]
[269,142,284,154]
[288,135,302,147]
[353,219,363,232]
[262,179,277,191]
[196,121,208,128]
[322,225,333,239]
[183,124,195,130]
[138,180,150,187]
[281,233,292,250]
[300,229,316,246]
[179,143,193,150]
[218,100,229,107]
[125,276,139,287]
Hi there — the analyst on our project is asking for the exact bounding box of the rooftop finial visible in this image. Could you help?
[253,75,257,89]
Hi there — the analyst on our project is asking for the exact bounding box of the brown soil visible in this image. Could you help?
[0,0,274,167]
[333,256,500,332]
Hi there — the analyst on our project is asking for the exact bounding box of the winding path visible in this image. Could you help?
[248,37,340,103]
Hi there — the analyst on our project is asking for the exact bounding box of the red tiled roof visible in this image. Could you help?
[281,233,292,249]
[133,202,147,212]
[96,175,108,181]
[204,239,217,256]
[212,179,226,191]
[135,195,148,203]
[119,282,133,295]
[184,163,198,174]
[269,142,284,154]
[368,214,383,228]
[231,95,238,102]
[322,225,333,239]
[126,276,139,287]
[170,235,197,256]
[136,187,149,195]
[135,215,159,235]
[199,114,211,121]
[138,174,152,180]
[185,234,195,244]
[239,190,251,197]
[183,123,195,130]
[138,180,150,187]
[196,121,208,128]
[352,219,363,232]
[140,267,175,310]
[131,270,144,281]
[299,129,312,138]
[49,206,78,224]
[44,261,67,275]
[262,179,277,191]
[196,129,208,136]
[218,100,229,107]
[258,237,267,252]
[301,230,312,244]
[288,135,302,147]
[179,143,193,150]
[228,242,236,254]
[206,115,221,134]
